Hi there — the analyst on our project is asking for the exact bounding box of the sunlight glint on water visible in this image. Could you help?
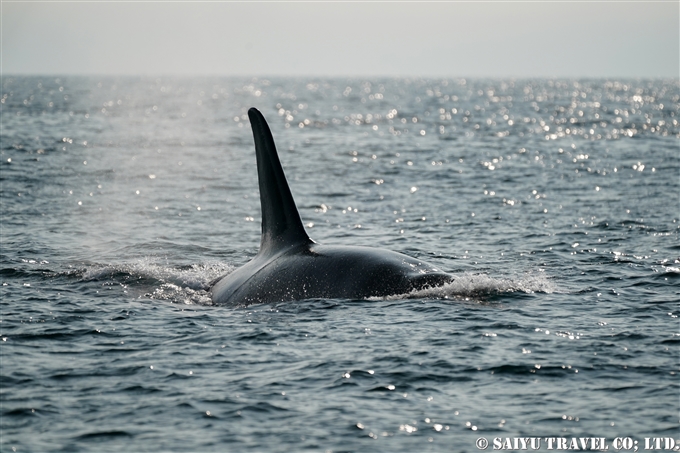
[1,76,678,452]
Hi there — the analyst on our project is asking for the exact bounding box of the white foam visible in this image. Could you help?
[382,271,557,301]
[83,258,233,288]
[81,258,235,305]
[150,283,214,305]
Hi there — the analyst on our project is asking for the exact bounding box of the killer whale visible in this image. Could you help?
[210,108,453,306]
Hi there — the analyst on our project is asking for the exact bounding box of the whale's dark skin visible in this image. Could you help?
[210,108,454,306]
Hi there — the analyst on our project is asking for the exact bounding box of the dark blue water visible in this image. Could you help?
[2,76,678,452]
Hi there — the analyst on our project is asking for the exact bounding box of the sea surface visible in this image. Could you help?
[1,76,678,452]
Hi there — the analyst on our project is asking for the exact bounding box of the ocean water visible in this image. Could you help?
[1,76,678,452]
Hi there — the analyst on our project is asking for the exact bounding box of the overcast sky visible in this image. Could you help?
[3,1,678,78]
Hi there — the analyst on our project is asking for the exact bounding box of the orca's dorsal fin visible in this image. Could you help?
[248,108,312,256]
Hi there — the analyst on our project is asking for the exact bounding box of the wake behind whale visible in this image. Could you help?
[210,108,454,306]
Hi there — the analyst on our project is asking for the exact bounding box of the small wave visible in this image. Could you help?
[394,271,556,300]
[79,258,234,305]
[82,258,233,290]
[76,430,133,440]
[149,282,214,305]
